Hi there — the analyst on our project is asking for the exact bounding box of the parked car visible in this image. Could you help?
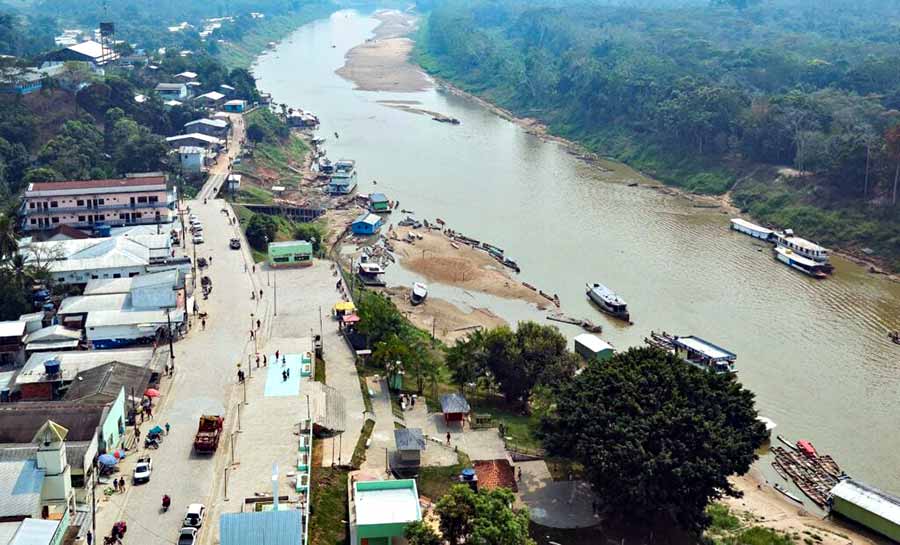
[229,238,241,250]
[193,234,204,244]
[183,504,206,528]
[132,456,152,484]
[177,528,197,545]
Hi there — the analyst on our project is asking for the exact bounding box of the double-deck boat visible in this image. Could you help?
[585,283,630,322]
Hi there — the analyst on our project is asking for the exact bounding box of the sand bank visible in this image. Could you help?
[335,10,432,92]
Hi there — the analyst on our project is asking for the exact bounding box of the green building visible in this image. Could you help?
[268,240,313,268]
[830,479,900,543]
[352,479,421,545]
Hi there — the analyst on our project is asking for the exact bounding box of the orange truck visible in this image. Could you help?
[193,415,224,453]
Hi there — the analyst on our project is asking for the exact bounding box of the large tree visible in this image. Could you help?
[540,347,767,532]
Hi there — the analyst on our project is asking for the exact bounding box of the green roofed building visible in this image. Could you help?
[268,241,313,268]
[352,479,421,545]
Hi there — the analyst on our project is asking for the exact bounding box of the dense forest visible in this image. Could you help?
[418,0,900,268]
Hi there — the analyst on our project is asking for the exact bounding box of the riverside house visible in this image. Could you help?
[20,176,176,232]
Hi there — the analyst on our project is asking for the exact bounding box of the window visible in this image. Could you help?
[77,200,84,206]
[50,201,58,208]
[51,218,59,224]
[78,216,86,222]
[137,196,148,203]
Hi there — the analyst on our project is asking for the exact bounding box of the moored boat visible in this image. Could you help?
[410,282,428,305]
[774,246,828,279]
[585,283,630,322]
[731,218,774,241]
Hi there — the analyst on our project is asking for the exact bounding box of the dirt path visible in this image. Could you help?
[335,10,432,92]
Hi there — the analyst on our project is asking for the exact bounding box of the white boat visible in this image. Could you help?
[730,218,774,241]
[586,283,630,322]
[774,246,828,279]
[773,229,830,267]
[410,282,428,305]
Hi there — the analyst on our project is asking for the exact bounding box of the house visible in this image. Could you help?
[369,193,390,213]
[24,326,82,354]
[20,176,176,232]
[155,83,188,101]
[351,213,382,236]
[12,348,157,402]
[440,393,470,426]
[194,91,225,108]
[393,428,425,469]
[165,133,223,150]
[220,510,302,545]
[267,240,313,268]
[178,146,206,175]
[222,99,246,113]
[573,334,614,363]
[183,118,229,139]
[0,321,26,365]
[829,479,900,542]
[173,71,198,82]
[44,40,118,67]
[352,479,421,545]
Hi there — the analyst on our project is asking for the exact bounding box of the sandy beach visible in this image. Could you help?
[335,10,432,92]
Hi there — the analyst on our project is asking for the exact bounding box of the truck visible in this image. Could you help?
[193,415,223,453]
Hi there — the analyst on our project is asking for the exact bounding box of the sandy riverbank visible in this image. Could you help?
[335,10,432,92]
[725,470,879,545]
[390,225,551,309]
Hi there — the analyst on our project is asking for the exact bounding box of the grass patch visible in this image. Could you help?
[350,419,375,469]
[308,440,348,545]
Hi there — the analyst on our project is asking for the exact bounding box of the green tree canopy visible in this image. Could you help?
[540,346,767,532]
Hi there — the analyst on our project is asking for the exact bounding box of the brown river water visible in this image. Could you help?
[253,10,900,493]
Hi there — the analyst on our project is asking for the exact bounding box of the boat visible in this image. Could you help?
[730,218,774,241]
[774,483,804,504]
[410,282,428,305]
[585,283,630,322]
[773,229,832,271]
[774,246,828,279]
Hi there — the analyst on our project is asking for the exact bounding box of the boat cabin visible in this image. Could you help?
[672,335,736,374]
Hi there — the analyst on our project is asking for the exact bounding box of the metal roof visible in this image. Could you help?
[220,510,302,545]
[9,517,60,545]
[672,336,736,361]
[0,321,26,338]
[394,428,426,451]
[0,461,44,518]
[831,479,900,525]
[440,393,470,414]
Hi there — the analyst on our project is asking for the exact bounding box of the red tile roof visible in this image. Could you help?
[28,177,166,192]
[474,459,517,492]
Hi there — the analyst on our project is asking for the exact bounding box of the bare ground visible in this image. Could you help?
[335,10,432,93]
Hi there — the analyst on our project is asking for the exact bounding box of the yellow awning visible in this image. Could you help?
[334,301,356,312]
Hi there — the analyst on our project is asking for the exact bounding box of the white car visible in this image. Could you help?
[192,234,204,244]
[183,504,206,528]
[177,528,197,545]
[132,457,152,484]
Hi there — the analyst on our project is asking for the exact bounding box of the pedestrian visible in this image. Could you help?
[263,355,267,367]
[256,355,260,368]
[165,422,170,435]
[256,319,261,330]
[201,318,206,330]
[446,432,451,445]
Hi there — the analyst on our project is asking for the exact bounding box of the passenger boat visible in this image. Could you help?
[774,247,828,279]
[410,282,428,305]
[730,218,774,241]
[585,283,630,322]
[773,229,832,271]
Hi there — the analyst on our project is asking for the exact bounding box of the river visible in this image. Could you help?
[253,10,900,493]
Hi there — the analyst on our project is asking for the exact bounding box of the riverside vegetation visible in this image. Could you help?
[416,0,900,270]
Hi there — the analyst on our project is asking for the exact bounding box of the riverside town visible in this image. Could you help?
[0,2,898,545]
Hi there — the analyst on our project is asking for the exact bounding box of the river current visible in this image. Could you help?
[253,10,900,492]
